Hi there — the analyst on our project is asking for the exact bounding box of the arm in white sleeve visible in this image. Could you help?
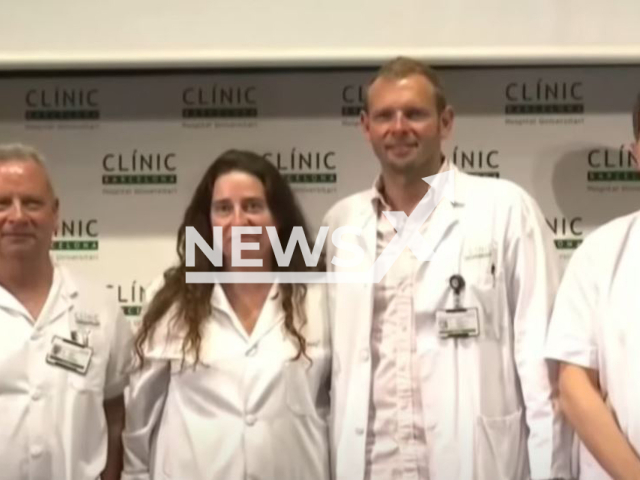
[104,306,135,400]
[121,357,170,480]
[506,191,573,480]
[547,229,640,480]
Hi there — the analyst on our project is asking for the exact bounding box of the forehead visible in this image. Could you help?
[212,170,266,199]
[0,159,53,195]
[367,74,437,109]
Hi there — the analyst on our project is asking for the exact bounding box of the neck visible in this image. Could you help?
[0,255,54,295]
[222,282,273,300]
[221,282,273,335]
[0,256,54,320]
[380,155,444,215]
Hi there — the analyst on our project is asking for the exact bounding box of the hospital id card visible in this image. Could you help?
[46,335,93,375]
[436,308,480,338]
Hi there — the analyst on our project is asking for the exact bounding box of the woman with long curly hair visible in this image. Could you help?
[122,150,330,480]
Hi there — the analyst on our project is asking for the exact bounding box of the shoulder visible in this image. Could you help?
[571,210,640,270]
[455,171,546,238]
[457,170,535,207]
[57,265,119,317]
[56,265,132,346]
[138,273,188,359]
[323,189,374,225]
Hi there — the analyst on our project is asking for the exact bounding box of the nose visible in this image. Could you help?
[7,200,26,222]
[229,206,250,226]
[390,111,409,132]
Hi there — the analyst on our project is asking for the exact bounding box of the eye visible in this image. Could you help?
[23,199,44,211]
[244,199,266,213]
[405,108,429,120]
[371,110,394,123]
[212,201,232,216]
[0,198,11,211]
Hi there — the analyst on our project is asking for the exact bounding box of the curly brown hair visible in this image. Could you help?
[135,149,318,366]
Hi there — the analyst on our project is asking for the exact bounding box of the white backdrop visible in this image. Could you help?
[0,65,638,321]
[2,0,640,68]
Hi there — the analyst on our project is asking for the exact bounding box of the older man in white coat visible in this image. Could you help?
[546,95,640,479]
[323,57,573,480]
[0,143,133,480]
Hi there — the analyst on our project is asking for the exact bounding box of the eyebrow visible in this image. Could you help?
[212,196,265,203]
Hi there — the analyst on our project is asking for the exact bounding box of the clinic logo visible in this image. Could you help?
[341,84,365,117]
[181,84,258,119]
[102,150,178,186]
[185,170,455,284]
[545,217,583,250]
[24,87,100,121]
[106,281,146,317]
[504,80,584,115]
[264,149,338,184]
[587,147,639,182]
[451,147,500,178]
[52,218,99,251]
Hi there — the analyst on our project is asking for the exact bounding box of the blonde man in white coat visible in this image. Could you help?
[323,57,573,480]
[545,95,640,479]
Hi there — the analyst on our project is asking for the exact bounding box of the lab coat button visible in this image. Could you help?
[30,446,43,458]
[360,349,370,361]
[245,414,257,426]
[355,427,364,435]
[31,388,42,401]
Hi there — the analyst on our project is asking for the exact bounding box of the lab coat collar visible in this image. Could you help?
[212,282,284,347]
[356,160,466,261]
[369,157,462,212]
[46,263,79,327]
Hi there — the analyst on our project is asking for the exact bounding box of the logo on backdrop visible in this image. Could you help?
[341,84,365,126]
[545,216,583,251]
[106,281,146,319]
[181,84,258,129]
[504,79,584,126]
[586,147,639,193]
[263,148,338,194]
[52,218,99,261]
[101,150,178,196]
[24,87,100,129]
[451,147,500,178]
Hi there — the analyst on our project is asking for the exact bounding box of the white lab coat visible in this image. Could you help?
[122,282,331,480]
[546,210,640,480]
[0,264,133,480]
[323,167,573,480]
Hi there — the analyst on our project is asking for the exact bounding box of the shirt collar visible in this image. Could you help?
[370,157,453,214]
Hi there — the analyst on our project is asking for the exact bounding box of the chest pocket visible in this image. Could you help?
[65,326,107,393]
[460,242,504,342]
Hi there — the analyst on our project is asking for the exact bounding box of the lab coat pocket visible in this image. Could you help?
[467,281,503,342]
[475,408,529,480]
[67,337,106,393]
[68,368,104,393]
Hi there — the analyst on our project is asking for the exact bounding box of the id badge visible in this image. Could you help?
[46,335,93,375]
[436,308,480,338]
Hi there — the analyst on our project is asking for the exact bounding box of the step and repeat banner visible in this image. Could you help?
[0,65,638,322]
